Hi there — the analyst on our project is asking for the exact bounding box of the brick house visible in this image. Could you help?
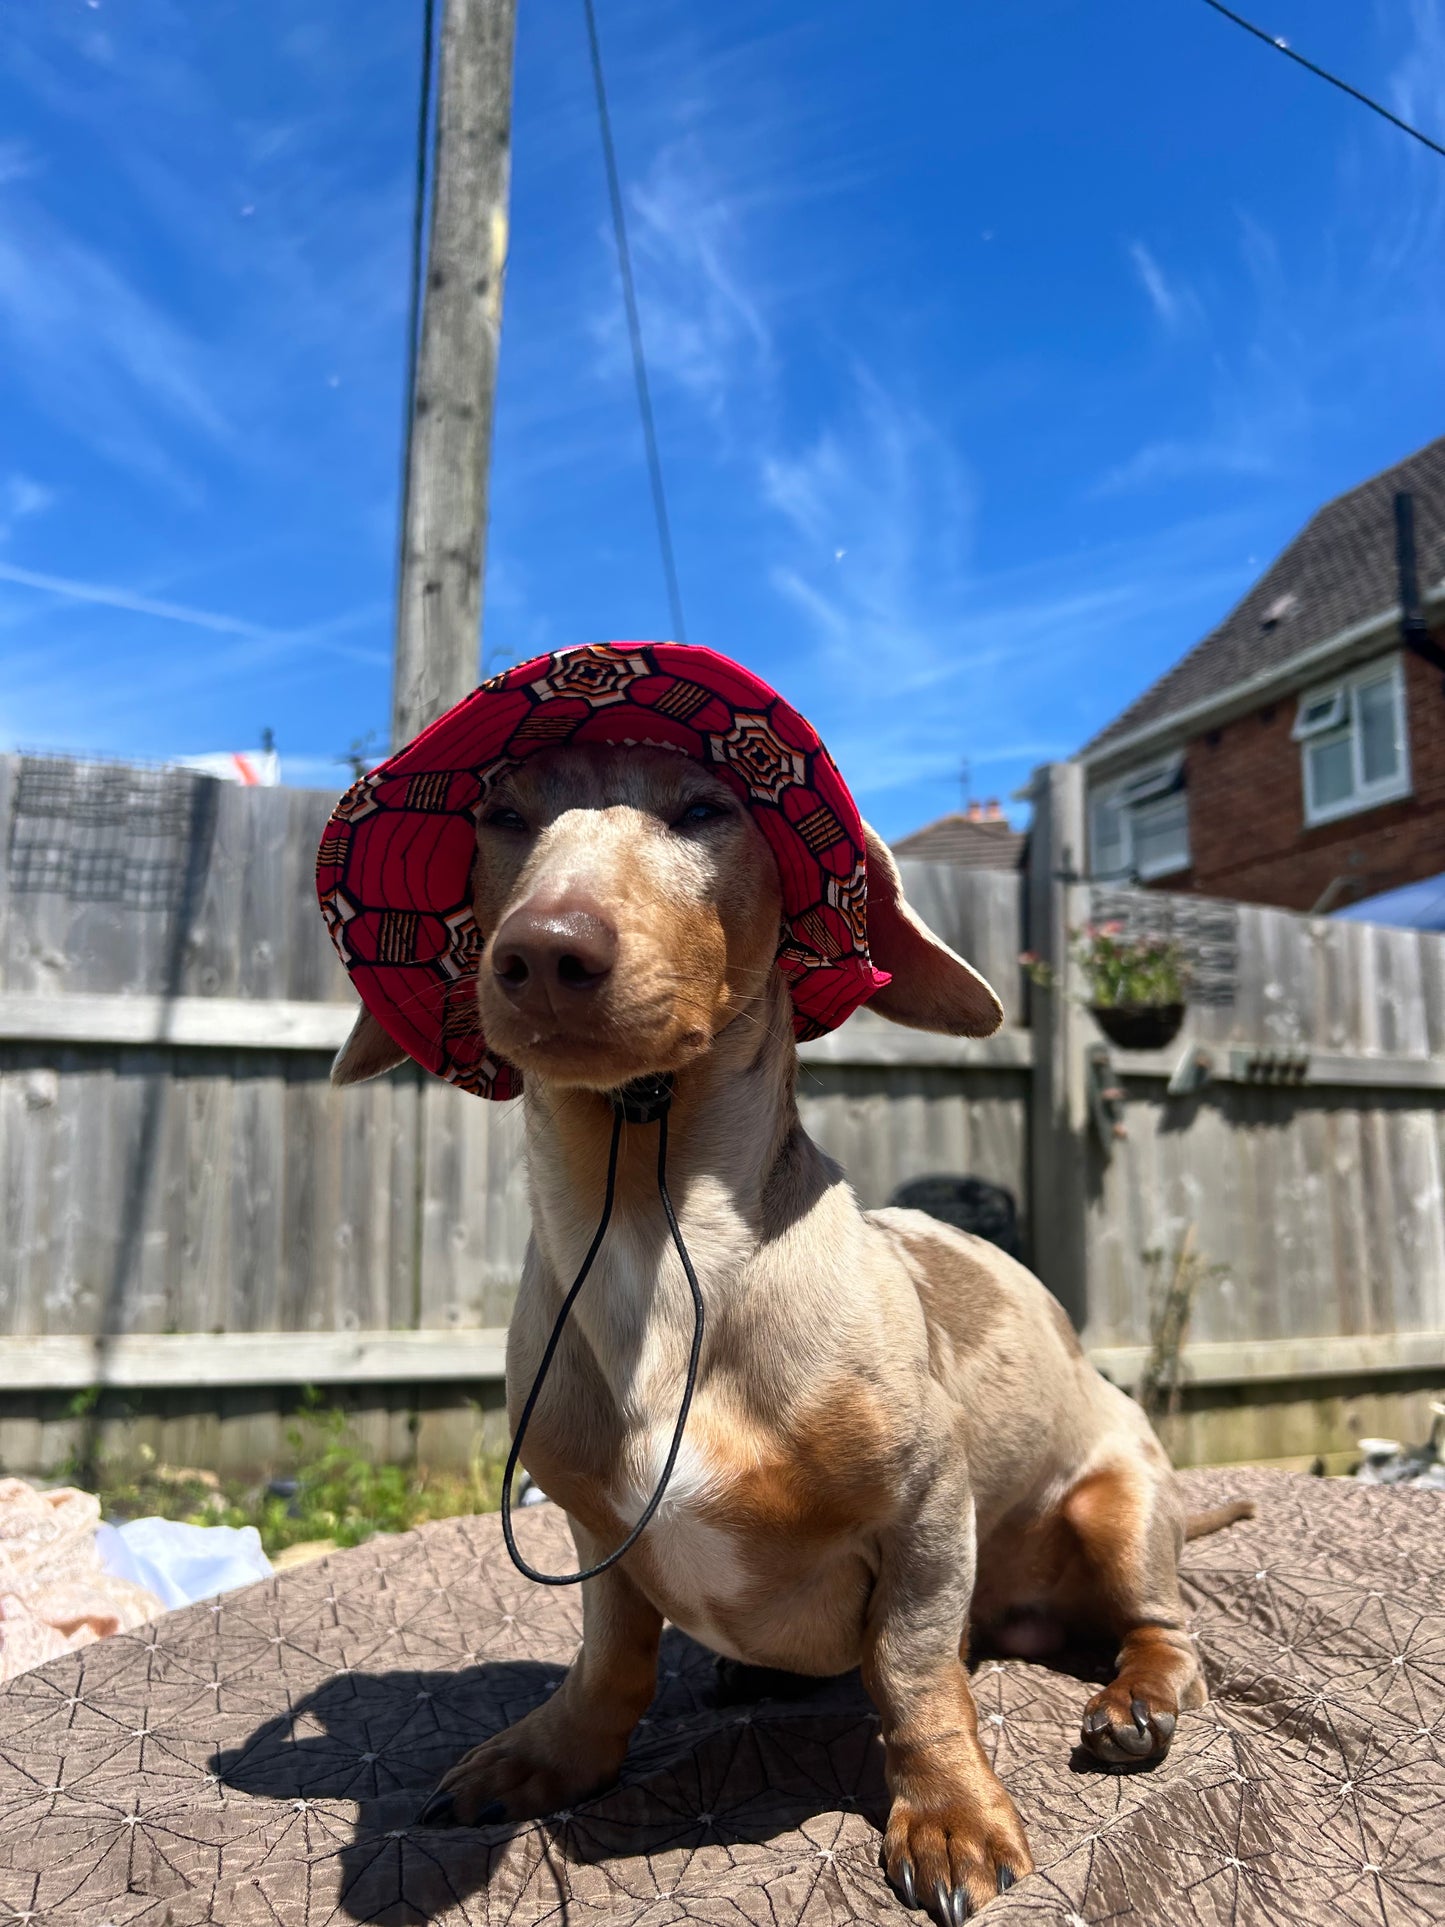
[1078,436,1445,913]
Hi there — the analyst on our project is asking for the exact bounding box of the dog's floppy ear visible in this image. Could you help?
[331,1006,409,1086]
[861,823,1004,1038]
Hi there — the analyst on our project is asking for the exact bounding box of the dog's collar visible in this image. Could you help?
[610,1073,675,1124]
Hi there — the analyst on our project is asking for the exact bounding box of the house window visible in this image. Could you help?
[1293,658,1410,827]
[1089,756,1190,881]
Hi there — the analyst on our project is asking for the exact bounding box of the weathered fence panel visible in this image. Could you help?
[0,756,1028,1472]
[1078,894,1445,1353]
[1049,808,1445,1463]
[2,750,1443,1475]
[796,1062,1029,1217]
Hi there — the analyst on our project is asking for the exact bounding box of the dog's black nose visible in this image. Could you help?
[491,902,617,1006]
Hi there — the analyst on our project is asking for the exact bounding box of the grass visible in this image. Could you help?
[75,1390,509,1559]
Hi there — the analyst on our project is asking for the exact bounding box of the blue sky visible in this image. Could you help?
[2,0,1444,836]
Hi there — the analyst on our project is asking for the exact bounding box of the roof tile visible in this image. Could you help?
[891,813,1024,868]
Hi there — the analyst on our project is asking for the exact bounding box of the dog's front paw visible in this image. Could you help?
[418,1703,626,1828]
[883,1791,1032,1921]
[1079,1683,1177,1769]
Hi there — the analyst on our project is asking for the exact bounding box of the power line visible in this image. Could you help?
[1195,0,1445,163]
[582,0,689,645]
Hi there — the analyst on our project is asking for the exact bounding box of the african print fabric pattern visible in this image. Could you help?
[316,644,890,1099]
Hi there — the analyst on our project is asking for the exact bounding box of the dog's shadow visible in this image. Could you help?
[211,1628,891,1925]
[212,1625,1129,1924]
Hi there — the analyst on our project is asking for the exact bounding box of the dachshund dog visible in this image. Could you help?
[333,742,1250,1920]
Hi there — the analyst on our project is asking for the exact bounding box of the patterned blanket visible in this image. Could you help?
[1,1468,1440,1925]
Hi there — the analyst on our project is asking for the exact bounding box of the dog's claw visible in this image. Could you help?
[418,1791,508,1828]
[1113,1720,1155,1756]
[885,1792,1032,1917]
[418,1790,456,1827]
[1081,1684,1180,1766]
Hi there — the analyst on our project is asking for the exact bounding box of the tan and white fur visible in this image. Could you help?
[334,743,1251,1921]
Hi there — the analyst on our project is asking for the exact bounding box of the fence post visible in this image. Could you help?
[1026,760,1090,1330]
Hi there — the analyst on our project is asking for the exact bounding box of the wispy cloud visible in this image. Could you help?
[0,138,40,186]
[581,107,1249,816]
[811,524,1250,808]
[0,472,56,541]
[1100,5,1445,507]
[0,558,387,665]
[1390,0,1445,153]
[0,4,424,764]
[761,370,977,689]
[0,4,411,496]
[590,137,771,419]
[1090,435,1275,498]
[0,559,278,638]
[1128,241,1183,329]
[1365,0,1445,279]
[1095,202,1348,502]
[755,362,1250,811]
[1126,239,1207,338]
[0,203,230,490]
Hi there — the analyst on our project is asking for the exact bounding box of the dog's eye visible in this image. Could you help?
[483,805,527,831]
[673,800,729,829]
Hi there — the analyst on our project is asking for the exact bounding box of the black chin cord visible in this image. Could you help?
[499,1074,706,1586]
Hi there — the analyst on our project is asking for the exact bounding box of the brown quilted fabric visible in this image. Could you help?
[0,1468,1441,1925]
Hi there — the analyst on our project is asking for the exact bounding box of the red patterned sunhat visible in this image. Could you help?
[316,642,891,1099]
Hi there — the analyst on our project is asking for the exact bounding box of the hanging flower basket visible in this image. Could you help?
[1088,1001,1186,1052]
[1022,922,1191,1052]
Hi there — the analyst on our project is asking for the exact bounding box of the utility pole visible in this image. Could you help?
[391,0,517,751]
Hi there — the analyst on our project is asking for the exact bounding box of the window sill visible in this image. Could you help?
[1302,782,1413,831]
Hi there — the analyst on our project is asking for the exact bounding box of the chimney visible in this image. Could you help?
[966,800,983,823]
[984,798,1002,822]
[1396,491,1431,646]
[1396,488,1445,683]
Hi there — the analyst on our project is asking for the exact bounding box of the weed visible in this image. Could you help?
[1137,1227,1227,1428]
[79,1391,508,1558]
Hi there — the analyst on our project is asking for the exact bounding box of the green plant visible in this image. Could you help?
[1021,922,1189,1010]
[76,1391,509,1558]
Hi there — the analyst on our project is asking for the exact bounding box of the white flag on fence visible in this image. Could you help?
[172,751,281,787]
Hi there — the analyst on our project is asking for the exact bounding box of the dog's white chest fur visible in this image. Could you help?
[613,1430,751,1660]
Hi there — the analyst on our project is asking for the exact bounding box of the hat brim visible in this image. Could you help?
[316,642,890,1098]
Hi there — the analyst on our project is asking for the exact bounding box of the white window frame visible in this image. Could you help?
[1089,754,1190,881]
[1294,656,1411,828]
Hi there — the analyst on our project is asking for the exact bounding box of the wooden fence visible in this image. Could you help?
[1027,760,1445,1465]
[0,751,1442,1473]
